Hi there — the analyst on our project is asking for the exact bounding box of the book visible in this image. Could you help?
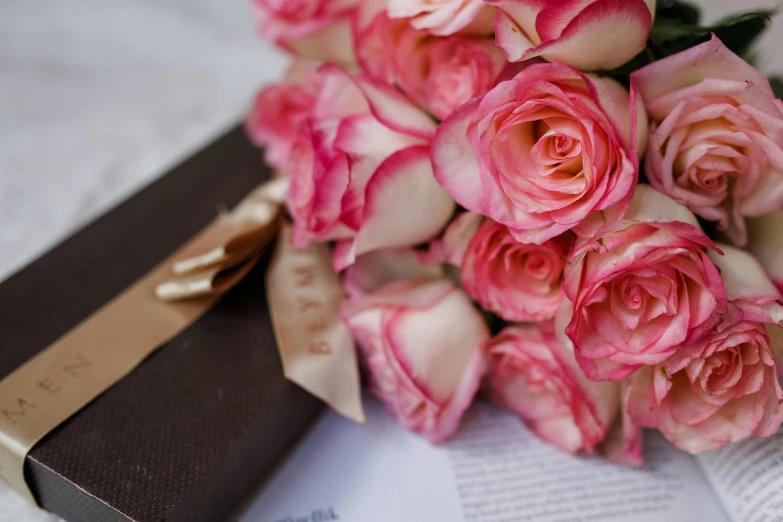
[239,396,783,522]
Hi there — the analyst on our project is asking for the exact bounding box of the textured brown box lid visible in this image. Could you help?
[0,127,323,522]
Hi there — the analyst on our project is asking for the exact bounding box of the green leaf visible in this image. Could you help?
[649,10,774,56]
[656,1,701,25]
[648,18,703,41]
[713,10,775,29]
[711,10,774,57]
[601,9,776,83]
[769,76,783,99]
[643,9,775,65]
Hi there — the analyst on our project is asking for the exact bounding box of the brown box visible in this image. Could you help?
[0,127,323,522]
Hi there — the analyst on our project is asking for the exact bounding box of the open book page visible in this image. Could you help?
[239,397,728,522]
[696,432,783,522]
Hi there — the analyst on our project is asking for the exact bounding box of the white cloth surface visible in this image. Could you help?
[0,0,780,520]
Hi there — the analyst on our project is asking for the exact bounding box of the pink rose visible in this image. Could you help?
[245,60,318,170]
[563,185,727,381]
[354,6,508,120]
[626,245,783,453]
[747,211,783,294]
[343,248,443,297]
[286,65,455,269]
[602,387,644,467]
[632,35,783,246]
[387,0,496,36]
[342,277,490,443]
[252,0,359,63]
[485,322,619,454]
[432,62,646,244]
[487,0,655,70]
[442,212,571,322]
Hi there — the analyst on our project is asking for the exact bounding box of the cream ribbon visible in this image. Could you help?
[266,224,365,424]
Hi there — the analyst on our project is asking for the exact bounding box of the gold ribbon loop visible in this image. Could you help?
[157,179,285,301]
[156,255,262,301]
[171,224,272,275]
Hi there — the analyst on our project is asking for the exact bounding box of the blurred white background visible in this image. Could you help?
[0,0,780,520]
[0,0,288,282]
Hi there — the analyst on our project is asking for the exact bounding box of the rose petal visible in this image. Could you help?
[346,146,456,266]
[632,34,774,105]
[442,212,485,266]
[344,248,444,296]
[432,98,487,214]
[497,0,653,70]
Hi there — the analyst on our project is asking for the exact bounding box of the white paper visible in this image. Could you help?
[239,397,728,522]
[698,431,783,522]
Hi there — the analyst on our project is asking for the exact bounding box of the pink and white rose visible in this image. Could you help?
[747,211,783,294]
[286,65,455,269]
[432,62,646,244]
[442,212,571,322]
[626,245,783,453]
[602,387,644,467]
[342,276,490,443]
[487,0,656,71]
[245,60,318,170]
[252,0,360,63]
[485,322,619,454]
[354,6,508,120]
[564,185,727,381]
[633,35,783,246]
[343,247,443,297]
[387,0,496,36]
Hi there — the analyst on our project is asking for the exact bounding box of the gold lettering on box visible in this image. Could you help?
[37,378,62,396]
[1,398,37,426]
[62,354,91,378]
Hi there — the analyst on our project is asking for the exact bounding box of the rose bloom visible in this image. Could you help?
[626,245,783,453]
[387,0,496,36]
[252,0,359,63]
[343,248,443,298]
[342,276,490,443]
[633,36,783,246]
[354,6,508,120]
[286,65,455,269]
[441,212,570,322]
[603,389,644,467]
[485,323,619,454]
[487,0,655,70]
[747,211,783,294]
[563,185,727,381]
[432,62,646,244]
[245,60,318,170]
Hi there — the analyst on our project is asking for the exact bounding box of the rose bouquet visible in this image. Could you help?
[247,0,783,464]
